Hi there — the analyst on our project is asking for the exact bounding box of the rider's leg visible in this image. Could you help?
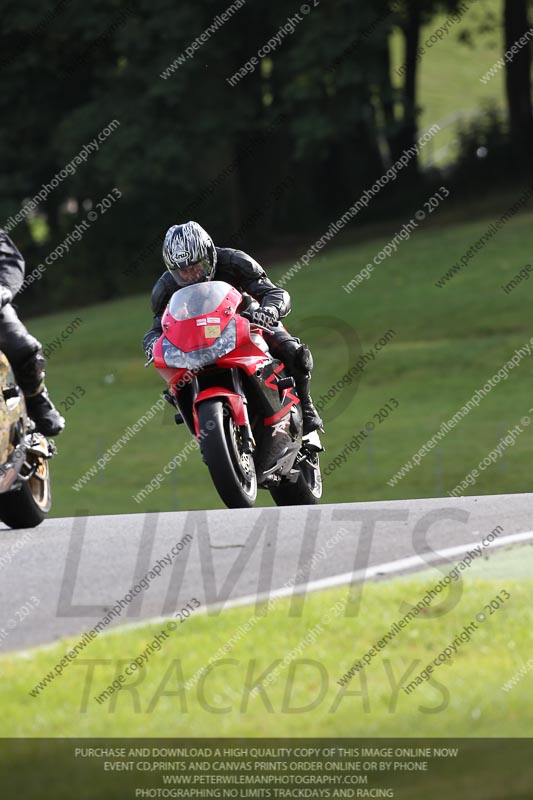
[265,326,323,434]
[0,305,65,436]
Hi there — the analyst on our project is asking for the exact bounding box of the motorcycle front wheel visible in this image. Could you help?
[198,399,257,509]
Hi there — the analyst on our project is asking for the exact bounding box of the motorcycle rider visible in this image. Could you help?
[143,221,323,434]
[0,229,65,436]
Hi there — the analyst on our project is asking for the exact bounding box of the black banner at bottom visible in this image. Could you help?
[1,739,532,799]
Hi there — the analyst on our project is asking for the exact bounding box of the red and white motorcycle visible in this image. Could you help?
[151,280,323,508]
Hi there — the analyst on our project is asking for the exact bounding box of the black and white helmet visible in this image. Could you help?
[162,221,217,287]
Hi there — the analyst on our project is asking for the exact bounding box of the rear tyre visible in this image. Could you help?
[269,454,322,507]
[0,456,51,529]
[198,399,257,509]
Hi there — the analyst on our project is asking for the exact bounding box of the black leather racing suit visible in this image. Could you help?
[0,230,47,395]
[143,248,317,421]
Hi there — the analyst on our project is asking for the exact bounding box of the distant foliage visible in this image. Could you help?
[0,0,529,311]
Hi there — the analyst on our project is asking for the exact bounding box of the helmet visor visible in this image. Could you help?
[172,258,211,287]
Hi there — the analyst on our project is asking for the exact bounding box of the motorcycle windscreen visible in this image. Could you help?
[168,281,236,321]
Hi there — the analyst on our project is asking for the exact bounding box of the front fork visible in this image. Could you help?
[191,371,255,454]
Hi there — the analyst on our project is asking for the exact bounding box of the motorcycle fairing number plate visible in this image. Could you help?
[204,325,221,338]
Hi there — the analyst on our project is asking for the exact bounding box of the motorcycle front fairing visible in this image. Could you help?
[153,282,270,436]
[153,282,270,383]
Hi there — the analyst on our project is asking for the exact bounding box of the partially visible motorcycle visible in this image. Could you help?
[0,352,55,529]
[151,280,323,509]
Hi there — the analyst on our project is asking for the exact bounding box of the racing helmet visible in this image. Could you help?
[162,221,217,287]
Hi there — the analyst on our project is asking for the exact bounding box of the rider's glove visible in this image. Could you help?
[246,305,280,329]
[144,334,159,360]
[0,286,13,309]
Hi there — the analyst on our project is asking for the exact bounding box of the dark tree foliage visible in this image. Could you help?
[0,0,527,311]
[504,0,533,152]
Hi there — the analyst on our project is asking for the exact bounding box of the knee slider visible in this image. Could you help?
[296,344,314,373]
[13,349,46,394]
[20,349,46,373]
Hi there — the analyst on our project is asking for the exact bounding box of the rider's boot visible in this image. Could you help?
[15,352,64,436]
[25,386,65,436]
[293,373,323,435]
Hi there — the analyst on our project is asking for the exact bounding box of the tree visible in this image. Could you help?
[503,0,533,154]
[394,0,423,162]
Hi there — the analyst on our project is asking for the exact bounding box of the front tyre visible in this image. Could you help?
[0,456,51,529]
[198,399,257,509]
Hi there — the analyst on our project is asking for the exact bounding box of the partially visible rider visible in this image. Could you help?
[143,221,323,434]
[0,230,65,436]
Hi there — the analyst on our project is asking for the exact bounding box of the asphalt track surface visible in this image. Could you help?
[1,494,532,653]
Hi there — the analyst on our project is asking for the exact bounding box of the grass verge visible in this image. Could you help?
[4,546,531,738]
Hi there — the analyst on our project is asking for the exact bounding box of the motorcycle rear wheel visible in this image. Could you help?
[198,399,257,509]
[0,456,51,529]
[269,454,322,507]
